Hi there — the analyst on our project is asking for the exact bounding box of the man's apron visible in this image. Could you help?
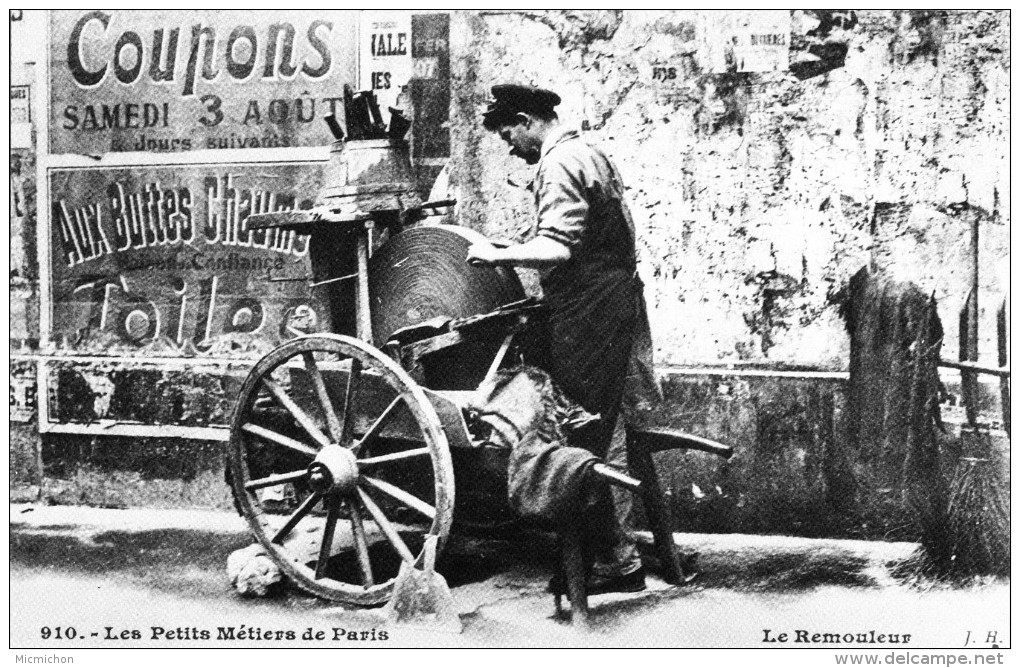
[542,249,642,459]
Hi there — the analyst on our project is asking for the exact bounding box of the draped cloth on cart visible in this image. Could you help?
[468,366,615,545]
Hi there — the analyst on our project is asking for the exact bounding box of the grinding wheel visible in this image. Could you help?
[368,225,525,347]
[368,225,527,527]
[367,224,529,531]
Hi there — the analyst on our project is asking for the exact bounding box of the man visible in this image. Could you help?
[467,84,661,594]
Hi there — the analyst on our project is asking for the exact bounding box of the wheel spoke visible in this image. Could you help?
[353,396,403,455]
[261,377,331,448]
[303,352,344,443]
[245,469,307,491]
[242,423,318,458]
[338,358,362,444]
[231,334,453,604]
[348,500,375,588]
[271,492,321,544]
[315,495,342,580]
[360,474,436,520]
[357,488,415,564]
[358,447,430,467]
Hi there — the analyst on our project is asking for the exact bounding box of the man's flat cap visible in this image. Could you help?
[482,84,561,131]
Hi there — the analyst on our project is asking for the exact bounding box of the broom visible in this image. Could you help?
[946,430,1010,575]
[942,215,1010,577]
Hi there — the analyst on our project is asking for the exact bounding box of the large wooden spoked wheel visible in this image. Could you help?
[229,334,454,605]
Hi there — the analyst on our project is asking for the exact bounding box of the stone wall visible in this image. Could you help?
[443,10,1010,369]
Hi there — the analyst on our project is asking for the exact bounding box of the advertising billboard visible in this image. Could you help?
[49,10,358,154]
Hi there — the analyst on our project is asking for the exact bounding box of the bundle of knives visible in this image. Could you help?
[323,85,411,142]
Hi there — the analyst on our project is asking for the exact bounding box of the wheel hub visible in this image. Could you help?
[307,445,359,494]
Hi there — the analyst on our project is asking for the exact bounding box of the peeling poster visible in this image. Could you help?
[703,10,791,73]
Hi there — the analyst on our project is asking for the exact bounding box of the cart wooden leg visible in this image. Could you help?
[560,529,590,630]
[626,433,685,585]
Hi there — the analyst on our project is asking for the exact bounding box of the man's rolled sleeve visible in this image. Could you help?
[535,154,590,249]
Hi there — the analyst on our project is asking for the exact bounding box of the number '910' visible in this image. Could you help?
[41,626,78,640]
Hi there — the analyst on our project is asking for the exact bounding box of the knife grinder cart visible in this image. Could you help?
[229,131,732,624]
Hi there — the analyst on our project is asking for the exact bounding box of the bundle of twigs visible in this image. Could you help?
[946,437,1010,576]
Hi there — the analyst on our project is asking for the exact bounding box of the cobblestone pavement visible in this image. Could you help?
[9,503,1010,649]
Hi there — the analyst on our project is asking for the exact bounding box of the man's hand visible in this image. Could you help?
[466,241,503,267]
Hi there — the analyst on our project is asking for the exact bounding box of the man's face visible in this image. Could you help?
[498,116,542,165]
